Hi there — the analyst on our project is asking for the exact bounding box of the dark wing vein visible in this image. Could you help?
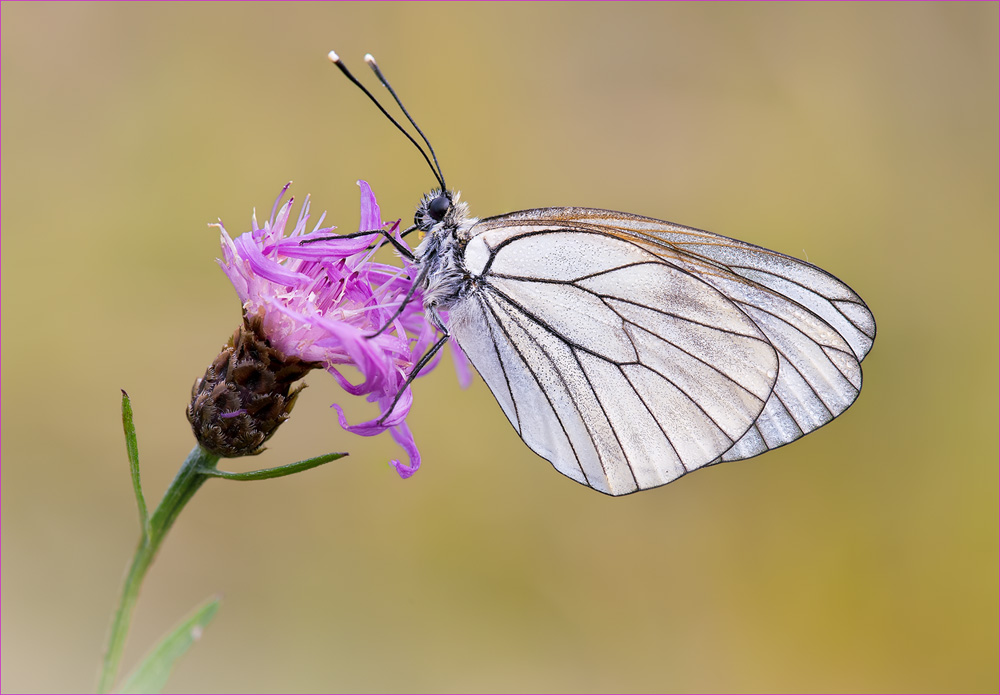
[478,293,521,433]
[485,285,626,363]
[735,298,859,388]
[495,260,770,342]
[620,366,687,472]
[616,309,767,406]
[726,263,874,340]
[481,291,592,486]
[566,345,639,489]
[485,279,768,405]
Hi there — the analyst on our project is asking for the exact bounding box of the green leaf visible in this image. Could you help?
[117,595,221,694]
[197,451,348,481]
[120,390,149,538]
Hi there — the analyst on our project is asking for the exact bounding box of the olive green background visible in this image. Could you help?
[2,2,997,693]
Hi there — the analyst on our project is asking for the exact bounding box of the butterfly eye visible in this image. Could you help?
[428,195,450,222]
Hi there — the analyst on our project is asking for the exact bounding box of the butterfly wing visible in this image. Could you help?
[493,208,877,465]
[445,207,875,496]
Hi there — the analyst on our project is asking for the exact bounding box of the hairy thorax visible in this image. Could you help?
[416,221,477,310]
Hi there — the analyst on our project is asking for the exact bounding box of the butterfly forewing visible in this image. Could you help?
[450,208,874,495]
[487,208,875,361]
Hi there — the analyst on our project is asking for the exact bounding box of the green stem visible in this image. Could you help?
[98,445,220,693]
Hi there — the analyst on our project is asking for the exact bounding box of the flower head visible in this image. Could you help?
[214,181,469,476]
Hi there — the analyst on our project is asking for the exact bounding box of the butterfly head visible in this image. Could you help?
[414,188,470,238]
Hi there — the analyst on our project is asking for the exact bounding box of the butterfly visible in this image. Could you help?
[329,52,876,496]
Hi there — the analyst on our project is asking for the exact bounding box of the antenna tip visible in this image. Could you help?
[327,50,341,63]
[364,53,377,65]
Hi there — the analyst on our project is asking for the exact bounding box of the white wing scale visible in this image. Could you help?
[458,209,875,487]
[448,226,791,495]
[442,208,876,494]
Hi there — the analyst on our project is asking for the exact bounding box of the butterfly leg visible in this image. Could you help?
[377,329,450,425]
[365,260,430,339]
[301,224,418,259]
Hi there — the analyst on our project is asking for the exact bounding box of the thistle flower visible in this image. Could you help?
[211,181,470,476]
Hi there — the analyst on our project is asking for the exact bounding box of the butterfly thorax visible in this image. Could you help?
[413,189,478,310]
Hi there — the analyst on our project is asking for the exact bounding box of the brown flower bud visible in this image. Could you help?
[187,311,320,457]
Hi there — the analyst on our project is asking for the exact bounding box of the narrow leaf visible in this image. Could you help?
[121,390,149,537]
[117,595,221,694]
[198,451,347,481]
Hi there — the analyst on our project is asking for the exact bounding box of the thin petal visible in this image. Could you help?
[389,421,421,478]
[234,233,311,285]
[450,340,474,389]
[357,180,383,231]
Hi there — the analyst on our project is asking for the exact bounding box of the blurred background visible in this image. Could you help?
[2,3,997,693]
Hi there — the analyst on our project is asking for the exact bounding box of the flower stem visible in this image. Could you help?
[197,451,347,481]
[98,444,220,693]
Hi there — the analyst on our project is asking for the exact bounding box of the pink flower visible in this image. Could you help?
[215,181,470,478]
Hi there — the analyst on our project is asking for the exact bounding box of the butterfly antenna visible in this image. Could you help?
[364,54,447,191]
[328,51,446,191]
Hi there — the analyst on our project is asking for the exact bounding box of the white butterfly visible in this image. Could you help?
[332,52,876,496]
